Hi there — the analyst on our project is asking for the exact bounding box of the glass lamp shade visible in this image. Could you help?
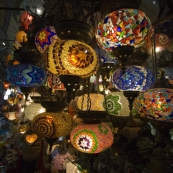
[35,26,59,54]
[70,123,113,153]
[22,0,45,16]
[46,71,65,90]
[95,8,152,51]
[6,64,47,87]
[52,152,73,171]
[139,0,160,23]
[133,88,173,121]
[24,103,46,121]
[4,112,19,121]
[32,112,73,138]
[112,65,154,91]
[15,31,28,43]
[43,39,98,78]
[104,92,130,116]
[20,11,33,31]
[76,93,105,111]
[155,34,170,48]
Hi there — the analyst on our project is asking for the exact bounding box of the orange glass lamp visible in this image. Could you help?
[70,123,113,154]
[20,11,33,31]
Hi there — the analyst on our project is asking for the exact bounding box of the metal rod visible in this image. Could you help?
[0,7,25,11]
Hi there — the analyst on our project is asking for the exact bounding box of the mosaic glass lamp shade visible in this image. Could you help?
[35,26,59,54]
[95,8,152,51]
[24,103,46,121]
[70,123,113,153]
[139,0,160,23]
[104,92,130,116]
[32,112,73,138]
[76,93,105,111]
[133,88,173,122]
[43,39,98,78]
[112,65,154,91]
[20,11,33,31]
[6,64,47,87]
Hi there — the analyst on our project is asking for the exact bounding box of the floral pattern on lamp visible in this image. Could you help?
[6,64,47,87]
[112,65,154,91]
[70,123,113,153]
[133,88,173,121]
[95,8,152,51]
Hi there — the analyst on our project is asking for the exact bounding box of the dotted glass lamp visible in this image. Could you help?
[104,92,130,116]
[112,65,154,91]
[133,88,173,122]
[70,123,113,154]
[35,26,59,54]
[96,8,152,51]
[6,64,47,87]
[32,112,73,138]
[44,39,98,78]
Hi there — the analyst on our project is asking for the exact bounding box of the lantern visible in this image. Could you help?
[35,26,59,54]
[4,112,19,121]
[112,65,154,91]
[104,92,130,116]
[20,11,33,31]
[52,152,73,171]
[133,88,173,122]
[155,33,170,48]
[44,39,98,78]
[6,64,47,87]
[15,30,28,43]
[95,8,152,51]
[32,112,73,138]
[24,102,46,121]
[25,133,38,145]
[70,123,113,153]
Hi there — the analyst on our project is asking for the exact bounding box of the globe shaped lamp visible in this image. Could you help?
[112,65,154,91]
[6,64,47,87]
[70,123,113,154]
[96,8,152,71]
[32,112,73,138]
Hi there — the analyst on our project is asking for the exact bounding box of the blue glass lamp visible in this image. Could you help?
[112,65,154,91]
[6,64,47,87]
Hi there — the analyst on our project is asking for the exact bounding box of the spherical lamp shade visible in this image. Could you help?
[139,0,160,23]
[52,152,73,170]
[24,103,46,121]
[70,123,113,153]
[15,30,28,43]
[6,64,47,87]
[95,9,152,51]
[20,11,33,31]
[32,112,73,138]
[104,92,130,116]
[112,65,154,91]
[35,26,59,54]
[44,39,98,78]
[133,88,173,121]
[76,93,105,111]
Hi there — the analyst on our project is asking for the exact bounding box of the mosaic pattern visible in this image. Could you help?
[35,26,59,54]
[96,9,152,51]
[32,112,73,138]
[77,93,105,111]
[70,123,113,153]
[6,64,47,87]
[112,65,154,91]
[104,92,130,116]
[44,39,98,78]
[133,88,173,121]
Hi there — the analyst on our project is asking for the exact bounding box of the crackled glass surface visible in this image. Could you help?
[133,88,173,122]
[96,8,152,51]
[112,65,154,91]
[6,64,47,87]
[70,123,113,154]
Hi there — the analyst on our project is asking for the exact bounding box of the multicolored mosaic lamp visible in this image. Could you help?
[70,123,113,154]
[35,26,59,54]
[6,64,47,87]
[133,88,173,122]
[112,65,154,91]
